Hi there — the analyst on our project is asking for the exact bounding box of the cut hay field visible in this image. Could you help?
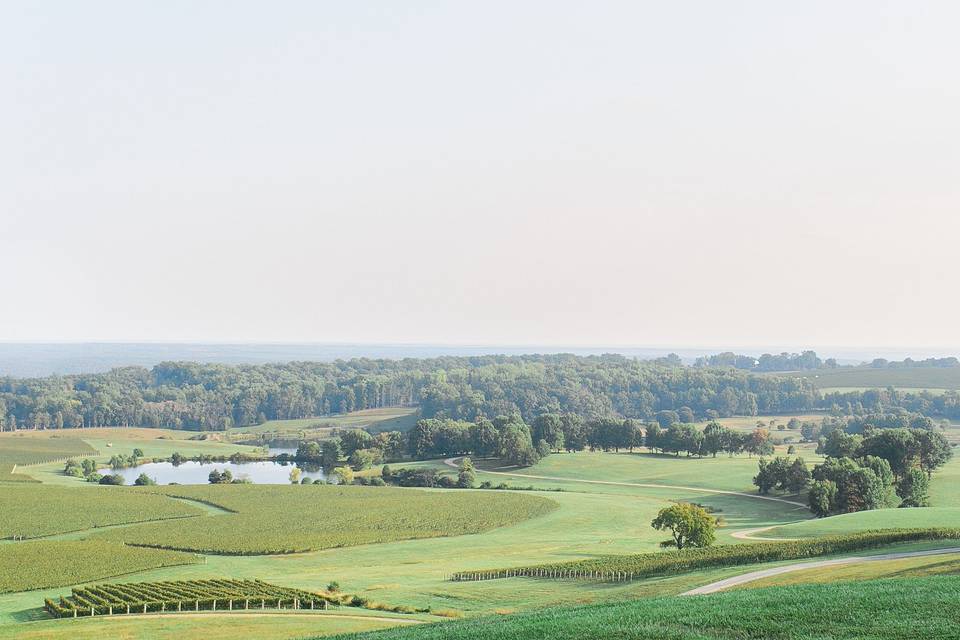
[0,485,204,539]
[93,484,558,554]
[0,541,200,593]
[778,367,960,391]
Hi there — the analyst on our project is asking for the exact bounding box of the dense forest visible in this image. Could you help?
[1,354,959,431]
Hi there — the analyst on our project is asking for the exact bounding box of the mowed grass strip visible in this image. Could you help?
[0,437,97,466]
[0,485,205,539]
[324,576,960,640]
[0,541,200,593]
[95,485,558,555]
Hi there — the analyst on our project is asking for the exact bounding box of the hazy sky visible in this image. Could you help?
[3,2,959,348]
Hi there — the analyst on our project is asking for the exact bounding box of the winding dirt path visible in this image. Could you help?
[681,546,960,595]
[442,457,807,507]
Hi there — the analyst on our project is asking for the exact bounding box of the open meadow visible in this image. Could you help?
[2,422,960,640]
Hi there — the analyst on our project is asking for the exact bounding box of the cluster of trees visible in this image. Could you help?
[64,458,102,483]
[295,415,788,473]
[694,350,832,372]
[406,416,548,466]
[808,428,951,516]
[753,457,811,495]
[647,421,775,457]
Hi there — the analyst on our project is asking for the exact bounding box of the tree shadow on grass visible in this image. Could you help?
[9,606,50,623]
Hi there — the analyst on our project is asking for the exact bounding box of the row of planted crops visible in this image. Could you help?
[44,579,334,618]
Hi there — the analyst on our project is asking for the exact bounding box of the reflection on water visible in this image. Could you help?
[107,457,325,485]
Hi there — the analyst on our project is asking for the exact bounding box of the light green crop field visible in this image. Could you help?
[230,408,419,436]
[0,436,98,466]
[94,484,558,554]
[778,367,960,391]
[0,541,200,593]
[735,551,960,590]
[761,508,960,539]
[0,485,204,539]
[321,576,960,640]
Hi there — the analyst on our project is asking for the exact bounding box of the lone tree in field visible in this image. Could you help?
[457,457,476,488]
[651,503,717,550]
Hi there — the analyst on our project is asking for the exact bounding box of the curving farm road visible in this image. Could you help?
[681,546,960,595]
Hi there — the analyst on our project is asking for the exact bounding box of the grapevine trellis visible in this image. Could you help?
[44,578,336,618]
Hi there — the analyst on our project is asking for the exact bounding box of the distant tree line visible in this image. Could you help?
[4,354,960,433]
[694,350,832,371]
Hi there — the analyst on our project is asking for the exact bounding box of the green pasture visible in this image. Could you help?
[480,449,824,494]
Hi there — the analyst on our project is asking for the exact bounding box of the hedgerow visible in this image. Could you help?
[450,528,960,582]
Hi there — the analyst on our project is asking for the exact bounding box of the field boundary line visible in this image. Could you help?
[443,458,808,507]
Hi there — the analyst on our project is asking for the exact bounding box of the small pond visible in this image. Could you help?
[107,458,325,485]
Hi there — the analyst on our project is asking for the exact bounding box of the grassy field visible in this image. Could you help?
[2,433,956,639]
[761,508,960,539]
[323,576,960,640]
[93,484,557,554]
[475,449,823,494]
[0,541,200,593]
[0,485,204,539]
[779,367,960,391]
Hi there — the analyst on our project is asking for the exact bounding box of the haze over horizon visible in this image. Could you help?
[4,2,959,347]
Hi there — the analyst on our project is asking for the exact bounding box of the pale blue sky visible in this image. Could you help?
[2,2,959,348]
